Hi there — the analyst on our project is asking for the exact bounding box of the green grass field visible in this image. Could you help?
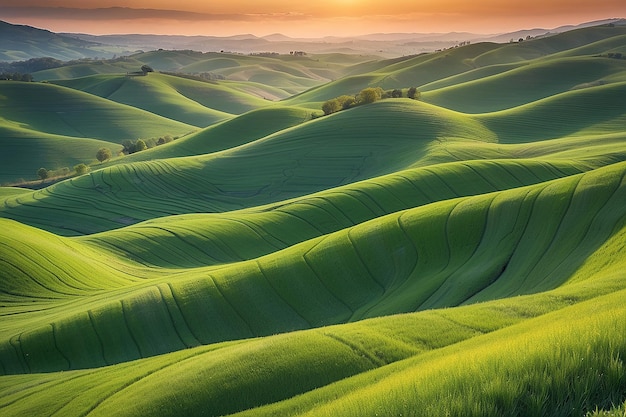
[1,23,626,416]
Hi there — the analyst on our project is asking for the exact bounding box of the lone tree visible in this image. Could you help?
[141,65,154,74]
[391,89,403,98]
[96,147,112,163]
[37,167,48,181]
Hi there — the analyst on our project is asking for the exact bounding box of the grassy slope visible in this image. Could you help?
[52,74,234,127]
[32,58,145,81]
[286,25,626,108]
[0,81,195,141]
[0,120,120,185]
[0,161,625,414]
[113,106,315,162]
[2,24,626,417]
[2,90,626,235]
[1,161,625,367]
[422,57,626,112]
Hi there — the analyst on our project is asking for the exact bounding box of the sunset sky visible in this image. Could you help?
[0,0,624,37]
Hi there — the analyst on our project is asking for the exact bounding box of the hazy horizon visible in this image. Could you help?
[0,1,624,38]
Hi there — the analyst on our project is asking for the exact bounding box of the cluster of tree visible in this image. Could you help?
[249,52,280,57]
[322,86,421,115]
[121,135,177,154]
[35,146,115,182]
[0,72,33,82]
[36,164,89,181]
[607,53,623,59]
[0,57,64,74]
[510,35,534,43]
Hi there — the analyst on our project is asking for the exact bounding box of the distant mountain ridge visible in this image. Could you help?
[1,18,624,62]
[0,20,107,61]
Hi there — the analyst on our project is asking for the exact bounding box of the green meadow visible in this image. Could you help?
[1,23,626,416]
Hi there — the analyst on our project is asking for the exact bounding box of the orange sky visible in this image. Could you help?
[0,1,624,36]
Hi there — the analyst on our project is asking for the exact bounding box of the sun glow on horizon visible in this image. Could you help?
[0,0,623,37]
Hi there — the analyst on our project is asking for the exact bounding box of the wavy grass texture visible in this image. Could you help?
[0,121,120,185]
[6,96,626,235]
[422,57,626,112]
[0,81,195,141]
[53,74,235,127]
[1,161,625,376]
[2,24,626,417]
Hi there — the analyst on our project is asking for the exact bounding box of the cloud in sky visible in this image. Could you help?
[0,2,623,36]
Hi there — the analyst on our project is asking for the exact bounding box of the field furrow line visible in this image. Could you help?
[321,332,382,368]
[255,261,313,327]
[164,283,203,345]
[530,168,626,287]
[50,323,72,369]
[156,285,195,348]
[417,195,495,309]
[87,310,110,366]
[301,238,355,316]
[512,175,583,293]
[346,229,388,290]
[206,274,256,337]
[119,300,144,357]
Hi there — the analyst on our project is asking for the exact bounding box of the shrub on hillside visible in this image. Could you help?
[408,87,421,99]
[74,164,89,176]
[122,138,150,154]
[96,147,112,163]
[322,98,341,115]
[135,139,148,152]
[37,167,48,181]
[321,86,419,116]
[337,95,356,109]
[357,87,384,104]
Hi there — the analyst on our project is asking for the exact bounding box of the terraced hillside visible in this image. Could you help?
[1,23,626,417]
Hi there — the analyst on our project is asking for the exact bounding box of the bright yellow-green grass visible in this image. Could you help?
[1,161,625,371]
[2,23,626,417]
[1,161,625,415]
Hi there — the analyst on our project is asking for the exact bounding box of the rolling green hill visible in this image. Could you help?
[52,73,235,126]
[1,22,626,417]
[0,120,120,185]
[0,81,195,141]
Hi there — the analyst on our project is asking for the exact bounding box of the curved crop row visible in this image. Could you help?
[1,162,624,374]
[7,97,624,235]
[1,260,624,416]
